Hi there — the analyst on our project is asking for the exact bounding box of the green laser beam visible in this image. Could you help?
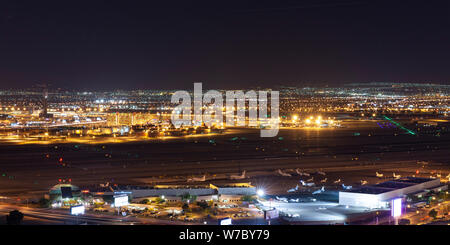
[383,116,416,135]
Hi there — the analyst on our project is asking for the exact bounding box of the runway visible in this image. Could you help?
[0,121,448,198]
[0,203,191,225]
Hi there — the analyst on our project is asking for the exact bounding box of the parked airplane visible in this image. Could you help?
[187,175,206,182]
[275,196,288,202]
[295,168,310,176]
[277,169,292,177]
[342,184,352,190]
[312,186,325,195]
[300,180,315,187]
[99,182,110,188]
[393,173,401,179]
[333,179,342,184]
[229,170,246,180]
[376,172,384,178]
[287,185,299,193]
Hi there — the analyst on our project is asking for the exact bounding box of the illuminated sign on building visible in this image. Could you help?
[218,218,232,225]
[264,209,279,220]
[391,198,402,217]
[114,195,129,207]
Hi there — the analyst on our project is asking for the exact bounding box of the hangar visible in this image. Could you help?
[339,177,445,209]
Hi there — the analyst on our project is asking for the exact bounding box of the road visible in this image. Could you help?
[404,201,450,225]
[363,201,450,225]
[0,204,192,225]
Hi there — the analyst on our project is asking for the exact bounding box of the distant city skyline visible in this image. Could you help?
[2,81,450,92]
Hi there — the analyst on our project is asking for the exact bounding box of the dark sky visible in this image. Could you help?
[0,0,449,90]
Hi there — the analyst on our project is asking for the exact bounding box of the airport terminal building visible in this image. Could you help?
[339,177,446,209]
[85,183,256,204]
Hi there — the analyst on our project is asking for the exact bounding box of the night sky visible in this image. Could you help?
[0,0,449,90]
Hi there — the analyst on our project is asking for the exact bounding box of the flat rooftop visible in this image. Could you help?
[393,177,437,184]
[83,183,255,193]
[211,183,255,188]
[374,181,414,189]
[342,186,393,194]
[341,177,438,195]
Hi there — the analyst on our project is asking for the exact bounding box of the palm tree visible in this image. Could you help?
[428,209,438,219]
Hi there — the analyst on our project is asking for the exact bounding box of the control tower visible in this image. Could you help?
[38,84,53,118]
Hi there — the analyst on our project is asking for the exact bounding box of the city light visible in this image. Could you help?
[257,189,265,197]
